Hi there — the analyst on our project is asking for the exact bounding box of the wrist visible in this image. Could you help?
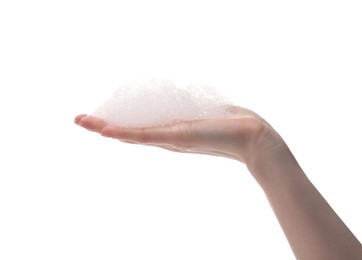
[245,130,304,189]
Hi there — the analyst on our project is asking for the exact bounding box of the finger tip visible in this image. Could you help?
[74,114,88,124]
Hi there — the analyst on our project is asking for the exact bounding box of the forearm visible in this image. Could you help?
[246,142,362,260]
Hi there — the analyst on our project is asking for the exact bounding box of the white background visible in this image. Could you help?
[0,0,361,259]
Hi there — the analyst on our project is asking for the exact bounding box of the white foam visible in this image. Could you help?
[92,79,233,127]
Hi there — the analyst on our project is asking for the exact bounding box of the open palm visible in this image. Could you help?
[74,106,274,163]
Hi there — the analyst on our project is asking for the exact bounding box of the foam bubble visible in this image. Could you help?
[92,79,233,127]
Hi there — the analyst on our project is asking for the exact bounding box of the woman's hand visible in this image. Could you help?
[74,106,362,259]
[74,106,282,164]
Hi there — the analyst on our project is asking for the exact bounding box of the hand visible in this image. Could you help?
[74,106,280,164]
[74,106,281,164]
[74,106,362,260]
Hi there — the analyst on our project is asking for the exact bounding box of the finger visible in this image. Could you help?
[74,114,88,124]
[77,115,108,133]
[100,124,175,144]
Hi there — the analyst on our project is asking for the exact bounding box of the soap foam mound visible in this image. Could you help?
[92,79,233,127]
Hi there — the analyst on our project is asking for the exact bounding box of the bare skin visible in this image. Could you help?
[74,106,362,259]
